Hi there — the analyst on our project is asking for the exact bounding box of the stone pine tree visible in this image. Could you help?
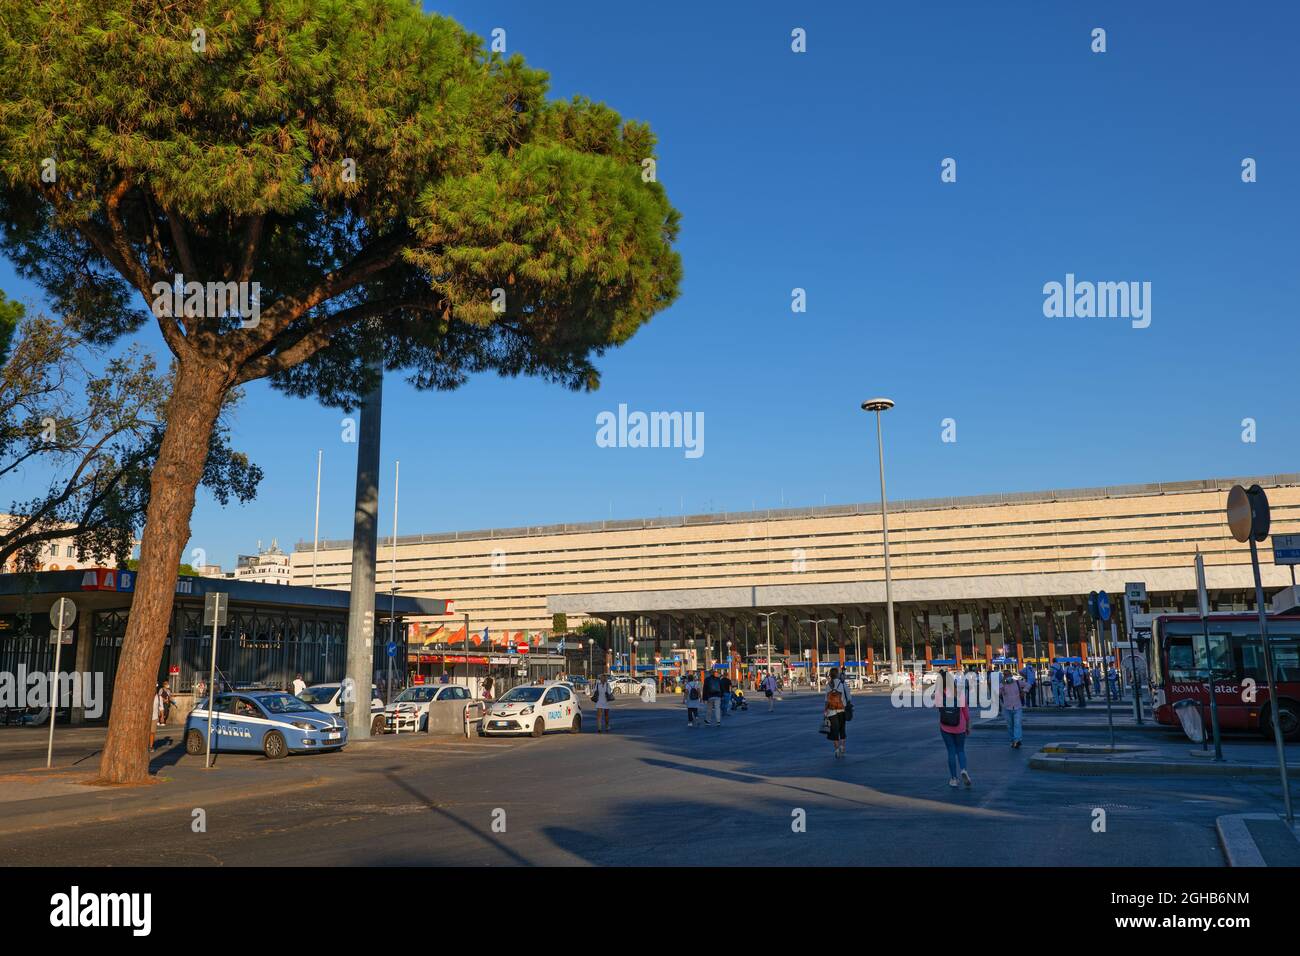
[0,1,681,784]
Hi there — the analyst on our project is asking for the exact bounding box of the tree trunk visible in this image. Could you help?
[97,364,226,785]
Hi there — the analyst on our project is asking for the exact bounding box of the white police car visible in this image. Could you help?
[185,690,347,759]
[482,682,581,738]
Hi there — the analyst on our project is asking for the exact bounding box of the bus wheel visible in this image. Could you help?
[1270,699,1300,741]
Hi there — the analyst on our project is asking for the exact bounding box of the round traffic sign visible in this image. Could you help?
[49,597,77,627]
[386,641,397,657]
[1246,484,1271,542]
[1226,484,1253,543]
[516,642,529,654]
[1097,590,1111,622]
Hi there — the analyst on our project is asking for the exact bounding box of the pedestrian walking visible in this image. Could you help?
[481,676,495,709]
[684,671,702,726]
[999,668,1024,749]
[156,679,173,725]
[718,671,732,724]
[938,671,972,787]
[761,671,778,711]
[292,672,306,697]
[591,673,614,732]
[702,668,723,726]
[823,667,852,759]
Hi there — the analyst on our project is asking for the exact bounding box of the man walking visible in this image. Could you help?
[292,672,306,697]
[999,668,1024,749]
[718,671,732,724]
[703,668,723,726]
[762,671,778,711]
[684,670,702,727]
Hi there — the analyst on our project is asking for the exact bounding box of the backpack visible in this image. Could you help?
[825,687,844,711]
[688,685,700,701]
[939,705,962,727]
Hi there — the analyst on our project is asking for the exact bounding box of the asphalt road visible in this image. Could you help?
[1,692,1289,865]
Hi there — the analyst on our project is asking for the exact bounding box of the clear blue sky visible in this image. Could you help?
[3,0,1297,569]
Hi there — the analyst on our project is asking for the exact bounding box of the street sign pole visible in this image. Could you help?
[1229,484,1292,824]
[1194,552,1223,760]
[45,598,75,769]
[203,592,227,770]
[1251,533,1293,823]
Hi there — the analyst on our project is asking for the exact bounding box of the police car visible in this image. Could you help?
[482,682,581,737]
[185,690,348,759]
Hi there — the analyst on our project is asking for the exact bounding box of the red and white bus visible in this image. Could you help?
[1150,613,1300,741]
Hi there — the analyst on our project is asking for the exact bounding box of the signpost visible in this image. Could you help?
[202,592,228,770]
[1227,484,1292,823]
[1273,532,1300,586]
[1194,551,1223,760]
[1123,582,1147,724]
[46,598,76,768]
[1088,591,1116,751]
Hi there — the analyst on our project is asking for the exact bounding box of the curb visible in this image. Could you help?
[1216,814,1270,867]
[1028,751,1297,777]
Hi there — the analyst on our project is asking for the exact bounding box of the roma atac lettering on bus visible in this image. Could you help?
[1170,682,1241,696]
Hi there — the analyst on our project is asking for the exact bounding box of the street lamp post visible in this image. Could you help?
[862,398,897,673]
[801,617,833,688]
[848,624,867,684]
[756,611,778,671]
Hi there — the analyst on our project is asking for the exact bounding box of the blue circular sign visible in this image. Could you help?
[386,641,398,657]
[1097,591,1111,622]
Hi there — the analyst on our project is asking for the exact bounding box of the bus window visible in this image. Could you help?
[1166,636,1196,681]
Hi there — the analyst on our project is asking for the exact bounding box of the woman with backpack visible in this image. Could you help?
[823,666,852,759]
[683,670,702,727]
[938,669,972,787]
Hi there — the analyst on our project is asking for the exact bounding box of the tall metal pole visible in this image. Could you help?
[205,607,219,769]
[46,601,69,769]
[1250,537,1293,823]
[386,460,399,705]
[311,449,322,587]
[344,371,383,741]
[863,400,898,673]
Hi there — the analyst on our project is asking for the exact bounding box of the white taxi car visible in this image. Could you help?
[482,682,581,738]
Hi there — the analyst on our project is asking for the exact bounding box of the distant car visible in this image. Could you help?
[566,676,589,691]
[185,690,347,759]
[298,683,386,734]
[381,684,474,733]
[482,682,581,737]
[610,677,650,698]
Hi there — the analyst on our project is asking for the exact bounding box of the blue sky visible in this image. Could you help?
[3,0,1297,569]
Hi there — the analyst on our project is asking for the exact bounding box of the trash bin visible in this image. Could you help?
[1172,698,1206,743]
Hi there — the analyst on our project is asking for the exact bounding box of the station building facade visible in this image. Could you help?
[290,474,1300,670]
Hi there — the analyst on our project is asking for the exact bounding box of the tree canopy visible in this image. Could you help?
[0,0,682,404]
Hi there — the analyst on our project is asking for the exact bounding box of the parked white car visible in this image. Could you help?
[381,684,473,733]
[483,682,582,737]
[298,683,386,733]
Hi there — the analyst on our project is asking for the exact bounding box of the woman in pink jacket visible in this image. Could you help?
[938,670,972,788]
